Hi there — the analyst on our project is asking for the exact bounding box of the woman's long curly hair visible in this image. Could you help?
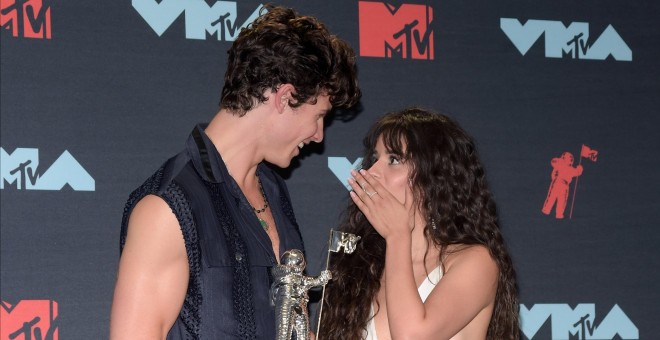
[319,108,519,339]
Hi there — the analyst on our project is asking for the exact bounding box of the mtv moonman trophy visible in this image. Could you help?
[270,249,331,340]
[270,230,360,340]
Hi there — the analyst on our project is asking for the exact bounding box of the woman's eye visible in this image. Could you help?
[388,155,400,165]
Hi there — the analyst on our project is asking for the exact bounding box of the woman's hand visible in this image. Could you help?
[348,169,414,240]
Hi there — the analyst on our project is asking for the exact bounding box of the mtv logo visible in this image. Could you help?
[359,1,434,60]
[1,300,59,340]
[0,0,52,39]
[500,18,632,61]
[1,147,95,191]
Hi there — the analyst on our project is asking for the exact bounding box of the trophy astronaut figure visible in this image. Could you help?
[271,249,332,340]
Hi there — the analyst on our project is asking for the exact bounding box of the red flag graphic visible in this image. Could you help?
[580,144,598,162]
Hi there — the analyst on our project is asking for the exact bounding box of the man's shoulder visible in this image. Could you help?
[120,151,198,216]
[119,150,201,249]
[137,151,196,192]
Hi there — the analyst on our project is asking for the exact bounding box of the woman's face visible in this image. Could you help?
[366,136,412,204]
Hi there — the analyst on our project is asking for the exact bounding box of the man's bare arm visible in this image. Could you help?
[110,195,189,339]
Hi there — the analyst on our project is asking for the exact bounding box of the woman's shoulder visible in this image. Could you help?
[444,244,498,276]
[439,244,499,311]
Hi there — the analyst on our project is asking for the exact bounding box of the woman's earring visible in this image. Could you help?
[431,218,437,230]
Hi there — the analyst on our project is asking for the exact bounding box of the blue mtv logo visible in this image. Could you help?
[500,18,632,61]
[133,0,263,41]
[521,304,638,339]
[1,148,95,191]
[328,157,363,190]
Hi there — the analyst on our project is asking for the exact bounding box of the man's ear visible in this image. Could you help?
[275,84,295,113]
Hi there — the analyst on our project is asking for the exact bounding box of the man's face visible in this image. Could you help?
[267,94,331,168]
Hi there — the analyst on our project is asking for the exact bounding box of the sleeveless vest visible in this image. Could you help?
[119,126,304,339]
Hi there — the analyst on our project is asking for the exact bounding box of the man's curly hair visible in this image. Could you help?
[220,5,361,115]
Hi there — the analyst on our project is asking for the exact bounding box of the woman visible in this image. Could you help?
[320,108,519,339]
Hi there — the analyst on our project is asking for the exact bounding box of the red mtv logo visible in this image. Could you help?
[0,0,52,39]
[359,1,434,60]
[1,300,58,340]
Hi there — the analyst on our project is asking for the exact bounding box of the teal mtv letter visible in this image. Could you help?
[328,157,363,190]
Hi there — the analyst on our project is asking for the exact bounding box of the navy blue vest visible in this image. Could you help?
[120,125,305,339]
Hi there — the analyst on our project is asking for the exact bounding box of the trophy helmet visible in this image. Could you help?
[281,249,306,269]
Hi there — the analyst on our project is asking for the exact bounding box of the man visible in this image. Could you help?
[110,5,360,339]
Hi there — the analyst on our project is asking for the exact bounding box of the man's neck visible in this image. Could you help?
[204,108,266,188]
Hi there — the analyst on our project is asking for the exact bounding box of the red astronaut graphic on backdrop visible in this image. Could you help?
[542,144,598,219]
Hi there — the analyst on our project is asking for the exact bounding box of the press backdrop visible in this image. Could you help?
[2,1,659,339]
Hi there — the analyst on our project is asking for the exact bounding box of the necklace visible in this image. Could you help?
[249,175,270,231]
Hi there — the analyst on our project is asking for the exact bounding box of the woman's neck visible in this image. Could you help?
[410,211,439,267]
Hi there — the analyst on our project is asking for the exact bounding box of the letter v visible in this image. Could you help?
[500,18,546,56]
[328,157,363,191]
[133,0,186,36]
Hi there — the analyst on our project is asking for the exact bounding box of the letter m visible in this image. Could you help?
[522,304,596,338]
[501,18,586,58]
[183,2,262,41]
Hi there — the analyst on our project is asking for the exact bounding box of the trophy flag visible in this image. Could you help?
[316,229,361,339]
[328,229,361,254]
[580,144,598,162]
[569,144,599,219]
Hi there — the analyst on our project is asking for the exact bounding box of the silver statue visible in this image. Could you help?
[271,249,332,340]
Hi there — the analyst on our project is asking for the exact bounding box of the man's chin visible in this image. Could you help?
[269,158,293,169]
[265,151,297,168]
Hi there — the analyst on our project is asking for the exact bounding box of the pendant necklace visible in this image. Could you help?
[250,175,270,231]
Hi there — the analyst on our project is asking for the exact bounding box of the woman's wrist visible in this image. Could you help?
[385,230,411,245]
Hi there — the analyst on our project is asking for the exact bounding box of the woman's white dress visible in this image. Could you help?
[364,266,442,340]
